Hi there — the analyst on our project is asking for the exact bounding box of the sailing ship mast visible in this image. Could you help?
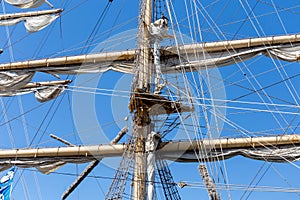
[1,0,300,199]
[131,0,152,198]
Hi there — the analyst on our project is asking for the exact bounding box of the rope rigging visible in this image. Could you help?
[82,0,114,54]
[1,0,300,199]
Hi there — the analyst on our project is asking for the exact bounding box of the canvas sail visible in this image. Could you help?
[4,0,53,9]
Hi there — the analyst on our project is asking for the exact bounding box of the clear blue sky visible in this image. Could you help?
[0,0,300,199]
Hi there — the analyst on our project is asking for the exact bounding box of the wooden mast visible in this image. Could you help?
[132,0,153,199]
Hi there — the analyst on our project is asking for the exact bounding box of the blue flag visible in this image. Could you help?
[0,167,15,200]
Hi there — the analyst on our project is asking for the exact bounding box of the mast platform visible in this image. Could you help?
[129,88,193,115]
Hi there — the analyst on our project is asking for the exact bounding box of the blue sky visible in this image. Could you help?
[0,0,300,199]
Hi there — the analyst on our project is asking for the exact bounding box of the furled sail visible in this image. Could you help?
[162,43,300,73]
[158,134,300,163]
[0,71,34,91]
[0,43,297,75]
[23,14,59,32]
[0,34,299,75]
[0,8,64,101]
[34,83,68,102]
[0,50,137,74]
[0,157,94,174]
[0,80,71,102]
[0,135,299,174]
[166,145,300,163]
[0,14,60,32]
[0,9,62,32]
[0,34,298,100]
[4,0,53,9]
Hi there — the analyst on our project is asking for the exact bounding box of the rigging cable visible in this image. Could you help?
[167,1,232,198]
[82,0,113,54]
[190,1,300,197]
[243,163,271,200]
[20,168,300,194]
[237,1,291,130]
[0,0,45,198]
[238,0,299,135]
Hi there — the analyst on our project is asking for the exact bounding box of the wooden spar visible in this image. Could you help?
[0,50,136,71]
[164,134,300,150]
[110,126,128,145]
[21,80,72,89]
[0,144,125,158]
[0,34,299,71]
[157,134,300,157]
[50,134,75,147]
[164,33,300,54]
[0,134,299,160]
[61,160,100,200]
[0,9,63,20]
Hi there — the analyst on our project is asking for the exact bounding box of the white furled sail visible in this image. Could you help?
[162,42,300,72]
[0,15,59,32]
[0,34,299,75]
[0,7,64,101]
[4,0,53,9]
[0,17,23,26]
[0,135,299,175]
[164,145,300,163]
[0,9,62,32]
[0,79,71,102]
[0,71,34,91]
[0,34,298,103]
[34,84,68,102]
[24,14,59,32]
[0,158,93,174]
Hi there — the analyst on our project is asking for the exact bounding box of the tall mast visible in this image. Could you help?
[137,0,152,90]
[133,0,153,199]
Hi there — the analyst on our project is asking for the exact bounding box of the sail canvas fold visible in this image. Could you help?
[34,84,67,102]
[24,14,58,32]
[35,161,66,174]
[162,43,300,72]
[0,79,70,102]
[208,146,300,162]
[0,18,23,26]
[4,0,52,9]
[0,14,59,32]
[164,146,300,163]
[39,63,135,75]
[0,71,34,91]
[0,158,94,174]
[267,46,300,62]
